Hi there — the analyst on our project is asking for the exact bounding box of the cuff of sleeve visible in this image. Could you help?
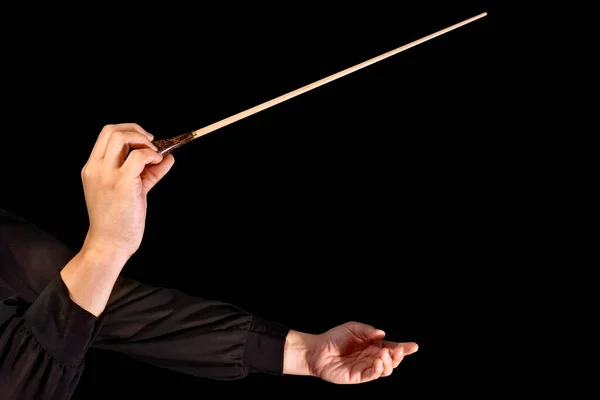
[243,317,290,375]
[24,275,99,367]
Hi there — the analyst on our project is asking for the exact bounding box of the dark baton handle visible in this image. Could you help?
[152,132,197,156]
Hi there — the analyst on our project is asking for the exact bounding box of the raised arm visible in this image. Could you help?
[60,123,174,317]
[0,123,174,399]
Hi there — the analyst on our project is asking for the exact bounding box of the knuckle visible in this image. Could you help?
[81,164,92,177]
[81,167,98,183]
[129,149,144,161]
[102,124,115,133]
[111,130,124,140]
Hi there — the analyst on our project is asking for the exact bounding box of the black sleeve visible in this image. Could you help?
[93,277,290,380]
[1,207,290,385]
[0,275,100,400]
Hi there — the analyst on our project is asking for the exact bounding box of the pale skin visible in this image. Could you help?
[60,123,418,384]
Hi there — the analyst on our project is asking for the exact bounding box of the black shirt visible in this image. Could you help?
[0,208,289,399]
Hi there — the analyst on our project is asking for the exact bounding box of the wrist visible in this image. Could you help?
[80,241,131,271]
[283,330,318,376]
[59,242,129,317]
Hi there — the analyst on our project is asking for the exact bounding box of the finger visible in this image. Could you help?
[141,154,175,193]
[89,123,153,161]
[104,131,158,168]
[110,123,153,140]
[391,346,405,368]
[361,358,384,383]
[380,348,393,377]
[383,341,419,359]
[345,321,386,341]
[88,124,117,160]
[122,148,164,178]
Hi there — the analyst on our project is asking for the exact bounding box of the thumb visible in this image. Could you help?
[346,322,386,340]
[141,154,175,193]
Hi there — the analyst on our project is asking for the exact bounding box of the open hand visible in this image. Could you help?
[285,321,418,384]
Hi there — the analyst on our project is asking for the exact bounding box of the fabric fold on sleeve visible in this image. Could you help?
[1,274,101,399]
[23,275,100,367]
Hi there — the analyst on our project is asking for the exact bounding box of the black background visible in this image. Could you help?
[1,3,498,398]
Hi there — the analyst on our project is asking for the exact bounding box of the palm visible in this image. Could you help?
[309,322,418,384]
[316,336,386,384]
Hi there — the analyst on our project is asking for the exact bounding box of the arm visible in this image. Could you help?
[0,123,175,399]
[59,123,174,318]
[1,208,291,382]
[92,276,290,380]
[92,283,418,384]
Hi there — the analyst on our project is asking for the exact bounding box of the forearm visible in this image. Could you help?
[60,244,128,317]
[93,284,291,380]
[283,330,318,376]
